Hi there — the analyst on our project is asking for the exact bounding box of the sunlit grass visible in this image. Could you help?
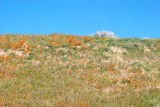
[0,34,159,106]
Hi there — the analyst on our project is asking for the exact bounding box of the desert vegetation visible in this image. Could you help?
[94,31,118,38]
[0,34,160,107]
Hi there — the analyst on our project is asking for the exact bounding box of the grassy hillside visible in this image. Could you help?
[0,34,160,107]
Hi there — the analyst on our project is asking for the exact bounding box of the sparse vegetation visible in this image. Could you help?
[0,34,159,107]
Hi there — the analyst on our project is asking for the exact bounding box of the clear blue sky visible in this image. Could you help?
[0,0,160,38]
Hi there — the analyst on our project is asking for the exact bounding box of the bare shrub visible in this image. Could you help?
[95,30,118,38]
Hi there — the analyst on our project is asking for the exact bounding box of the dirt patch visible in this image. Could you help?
[110,46,126,54]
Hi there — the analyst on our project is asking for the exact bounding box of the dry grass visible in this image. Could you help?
[0,34,160,107]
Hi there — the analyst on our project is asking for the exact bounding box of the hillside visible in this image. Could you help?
[0,34,160,107]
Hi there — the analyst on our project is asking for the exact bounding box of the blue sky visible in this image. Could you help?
[0,0,160,38]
